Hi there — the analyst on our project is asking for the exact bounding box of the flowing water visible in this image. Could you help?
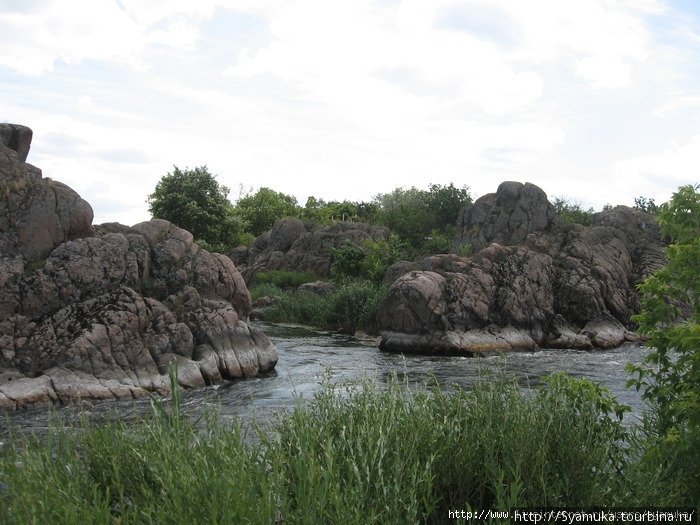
[1,322,652,436]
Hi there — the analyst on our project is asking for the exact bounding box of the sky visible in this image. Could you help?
[2,0,699,225]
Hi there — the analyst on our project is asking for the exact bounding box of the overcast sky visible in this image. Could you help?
[2,0,699,225]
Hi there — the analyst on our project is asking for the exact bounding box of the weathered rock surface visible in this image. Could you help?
[0,125,93,263]
[0,125,276,408]
[233,219,390,282]
[378,181,664,355]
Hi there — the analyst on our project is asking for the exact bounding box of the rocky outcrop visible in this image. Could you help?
[0,125,276,408]
[378,181,665,355]
[233,218,390,282]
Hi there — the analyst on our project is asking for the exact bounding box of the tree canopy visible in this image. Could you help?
[147,166,246,253]
[235,187,300,237]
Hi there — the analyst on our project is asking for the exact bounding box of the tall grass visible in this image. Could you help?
[0,373,694,524]
[254,269,318,289]
[263,280,387,333]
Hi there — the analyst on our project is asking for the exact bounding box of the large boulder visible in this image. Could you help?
[0,126,93,263]
[0,125,276,408]
[452,181,557,252]
[378,181,664,355]
[235,218,391,282]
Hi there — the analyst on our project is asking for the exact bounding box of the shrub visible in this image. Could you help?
[263,280,387,333]
[633,196,660,215]
[552,197,596,226]
[253,269,318,290]
[325,280,388,333]
[235,187,300,236]
[330,241,366,280]
[249,282,284,302]
[627,183,700,506]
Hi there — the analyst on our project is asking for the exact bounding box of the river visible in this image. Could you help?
[0,322,652,435]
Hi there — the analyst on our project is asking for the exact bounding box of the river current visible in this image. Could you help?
[1,322,652,435]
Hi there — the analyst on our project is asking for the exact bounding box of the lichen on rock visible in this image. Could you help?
[0,125,276,408]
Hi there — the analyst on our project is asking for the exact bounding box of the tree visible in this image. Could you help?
[147,166,246,253]
[552,197,596,226]
[627,184,699,502]
[235,187,300,236]
[633,196,660,215]
[426,183,472,232]
[373,183,471,252]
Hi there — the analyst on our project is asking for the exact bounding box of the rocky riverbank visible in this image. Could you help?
[377,181,666,354]
[0,124,276,409]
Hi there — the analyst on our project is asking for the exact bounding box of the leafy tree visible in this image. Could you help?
[633,196,660,215]
[627,184,699,503]
[552,197,595,226]
[147,166,246,253]
[426,183,472,232]
[235,187,300,236]
[373,183,471,251]
[374,186,431,248]
[302,197,361,224]
[330,241,367,280]
[330,236,408,283]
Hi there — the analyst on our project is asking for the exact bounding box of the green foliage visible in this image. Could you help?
[457,242,473,257]
[261,290,329,328]
[627,184,700,504]
[264,280,388,333]
[324,280,387,333]
[552,196,596,226]
[330,240,367,279]
[633,195,660,215]
[253,269,318,290]
[147,166,246,253]
[302,197,364,224]
[361,235,408,282]
[373,183,471,251]
[330,236,408,283]
[249,282,284,302]
[2,371,695,523]
[235,187,300,236]
[421,228,453,254]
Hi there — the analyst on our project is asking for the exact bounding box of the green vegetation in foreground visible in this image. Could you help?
[627,183,700,503]
[1,371,694,525]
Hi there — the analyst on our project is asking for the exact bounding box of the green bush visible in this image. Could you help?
[330,236,408,283]
[263,280,387,333]
[330,241,366,280]
[325,280,387,333]
[627,183,700,506]
[249,282,284,301]
[552,197,596,226]
[235,187,300,236]
[253,269,318,290]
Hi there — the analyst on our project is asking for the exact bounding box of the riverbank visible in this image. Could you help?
[1,323,654,435]
[1,370,695,524]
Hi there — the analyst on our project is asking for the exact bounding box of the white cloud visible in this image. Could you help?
[1,0,698,225]
[612,135,700,203]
